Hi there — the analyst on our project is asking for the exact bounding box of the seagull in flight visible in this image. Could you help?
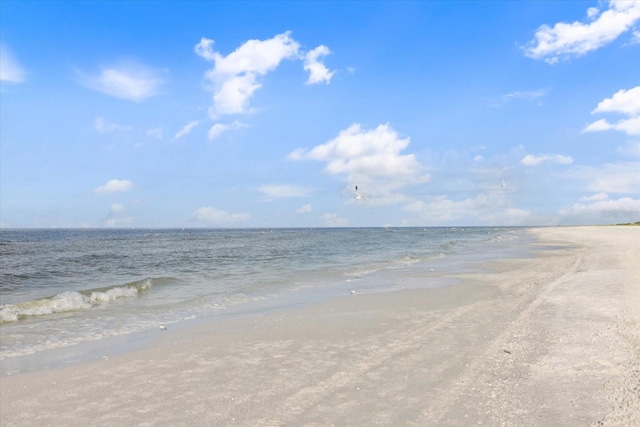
[354,185,367,200]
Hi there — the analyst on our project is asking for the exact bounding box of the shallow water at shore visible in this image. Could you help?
[0,227,531,366]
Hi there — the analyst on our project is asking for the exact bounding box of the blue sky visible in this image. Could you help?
[1,1,639,228]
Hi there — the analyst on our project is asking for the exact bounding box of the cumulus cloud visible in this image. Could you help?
[190,206,250,225]
[78,63,164,101]
[259,184,313,200]
[321,213,348,227]
[295,204,312,214]
[207,120,247,140]
[592,86,640,116]
[0,44,26,83]
[195,32,301,116]
[95,117,133,133]
[304,45,335,85]
[584,86,640,136]
[195,32,335,116]
[524,1,640,64]
[520,153,573,166]
[174,120,199,139]
[289,123,429,204]
[94,179,133,194]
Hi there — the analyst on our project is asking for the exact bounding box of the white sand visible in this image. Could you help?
[1,226,638,426]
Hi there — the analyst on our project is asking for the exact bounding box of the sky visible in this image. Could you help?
[1,0,639,228]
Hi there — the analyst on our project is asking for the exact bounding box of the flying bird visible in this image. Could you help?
[354,185,366,200]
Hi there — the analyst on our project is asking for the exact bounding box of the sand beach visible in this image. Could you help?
[1,226,638,426]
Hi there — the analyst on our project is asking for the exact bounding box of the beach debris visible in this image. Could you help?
[503,349,511,354]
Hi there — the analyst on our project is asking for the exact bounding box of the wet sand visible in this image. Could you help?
[1,226,638,426]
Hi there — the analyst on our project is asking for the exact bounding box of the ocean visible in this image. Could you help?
[0,227,531,371]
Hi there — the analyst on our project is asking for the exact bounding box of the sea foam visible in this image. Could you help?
[0,278,152,323]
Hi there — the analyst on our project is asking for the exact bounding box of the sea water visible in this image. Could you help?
[0,227,530,370]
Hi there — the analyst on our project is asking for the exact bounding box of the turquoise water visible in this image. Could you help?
[0,227,529,362]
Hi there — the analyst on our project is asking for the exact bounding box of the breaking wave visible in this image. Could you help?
[0,278,153,323]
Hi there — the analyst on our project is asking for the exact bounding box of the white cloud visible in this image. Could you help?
[304,45,335,85]
[402,192,531,225]
[195,32,301,116]
[567,162,640,194]
[559,196,640,223]
[289,123,429,204]
[588,163,640,194]
[190,206,250,225]
[79,64,164,101]
[633,29,640,43]
[105,203,132,227]
[174,120,199,139]
[616,141,640,158]
[592,86,640,116]
[584,86,640,136]
[524,1,640,64]
[520,153,573,166]
[109,203,125,213]
[321,213,348,227]
[207,120,247,141]
[0,44,26,83]
[94,179,133,194]
[584,117,640,136]
[259,184,313,199]
[146,127,163,139]
[580,192,608,202]
[95,117,133,133]
[295,204,312,214]
[493,89,546,106]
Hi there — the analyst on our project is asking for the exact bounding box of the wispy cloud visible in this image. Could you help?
[295,204,312,214]
[584,85,640,136]
[487,89,547,107]
[0,43,26,83]
[207,120,247,141]
[78,63,164,101]
[190,206,250,225]
[403,192,531,226]
[146,127,163,139]
[321,213,348,227]
[174,120,200,140]
[259,184,313,200]
[105,203,133,227]
[568,162,640,194]
[95,117,133,133]
[94,179,133,194]
[524,1,640,64]
[520,153,573,166]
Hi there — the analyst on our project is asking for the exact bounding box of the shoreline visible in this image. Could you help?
[1,226,638,426]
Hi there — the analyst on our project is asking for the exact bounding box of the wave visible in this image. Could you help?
[0,278,153,324]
